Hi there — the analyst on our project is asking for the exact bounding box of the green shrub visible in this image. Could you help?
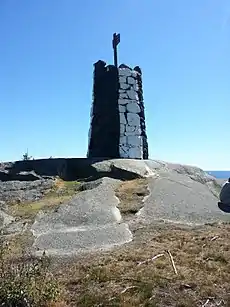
[0,238,65,307]
[22,150,32,161]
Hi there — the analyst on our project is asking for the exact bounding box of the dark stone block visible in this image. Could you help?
[135,69,149,159]
[134,66,142,74]
[88,62,120,158]
[119,64,131,69]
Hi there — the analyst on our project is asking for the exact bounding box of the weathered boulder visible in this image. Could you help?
[90,159,161,180]
[137,168,228,225]
[163,162,215,184]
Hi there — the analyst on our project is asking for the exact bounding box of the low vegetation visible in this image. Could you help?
[56,222,230,306]
[22,150,33,161]
[0,236,67,307]
[1,178,230,306]
[9,179,81,220]
[3,222,230,306]
[115,178,149,216]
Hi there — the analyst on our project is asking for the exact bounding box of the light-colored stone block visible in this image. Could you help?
[125,131,138,136]
[120,83,130,90]
[127,76,135,85]
[128,99,140,104]
[119,105,126,113]
[132,83,139,92]
[118,99,128,105]
[119,145,129,158]
[129,146,142,159]
[119,93,129,99]
[127,89,138,100]
[119,68,132,77]
[127,135,142,147]
[125,127,141,136]
[119,76,127,84]
[119,89,126,93]
[127,113,140,126]
[126,102,140,113]
[131,70,138,78]
[126,125,135,133]
[120,124,125,134]
[126,125,141,132]
[136,127,142,134]
[120,113,127,124]
[120,136,127,145]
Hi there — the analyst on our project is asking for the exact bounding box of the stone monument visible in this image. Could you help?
[87,34,149,159]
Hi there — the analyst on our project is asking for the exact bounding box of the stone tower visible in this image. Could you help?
[87,61,148,159]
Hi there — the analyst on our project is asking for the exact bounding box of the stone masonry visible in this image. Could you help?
[118,65,148,159]
[87,61,148,160]
[87,61,120,159]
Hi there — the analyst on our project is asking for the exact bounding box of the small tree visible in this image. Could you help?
[22,149,32,161]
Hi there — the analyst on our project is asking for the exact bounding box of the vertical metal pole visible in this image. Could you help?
[112,33,118,68]
[113,44,118,68]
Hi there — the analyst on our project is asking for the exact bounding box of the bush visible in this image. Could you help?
[22,150,32,161]
[0,238,66,307]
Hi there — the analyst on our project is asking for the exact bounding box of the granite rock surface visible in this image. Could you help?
[0,158,227,257]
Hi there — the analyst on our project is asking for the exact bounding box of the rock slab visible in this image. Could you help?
[31,178,133,256]
[138,165,229,225]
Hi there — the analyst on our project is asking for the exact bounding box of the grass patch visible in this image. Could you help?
[4,230,35,257]
[10,195,72,220]
[52,179,81,196]
[115,178,149,216]
[0,237,68,307]
[51,223,230,306]
[9,179,81,220]
[3,178,230,306]
[2,221,230,306]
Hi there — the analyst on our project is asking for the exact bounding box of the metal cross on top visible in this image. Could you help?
[112,33,120,68]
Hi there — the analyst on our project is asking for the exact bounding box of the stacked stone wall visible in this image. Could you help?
[118,65,148,159]
[87,61,148,159]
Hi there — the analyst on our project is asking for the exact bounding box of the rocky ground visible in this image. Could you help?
[0,158,230,306]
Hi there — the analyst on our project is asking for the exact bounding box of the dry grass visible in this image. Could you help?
[0,238,67,307]
[9,179,80,220]
[115,178,149,216]
[51,222,230,307]
[5,222,230,306]
[4,230,35,257]
[2,178,230,306]
[52,178,81,194]
[9,195,70,219]
[4,179,81,258]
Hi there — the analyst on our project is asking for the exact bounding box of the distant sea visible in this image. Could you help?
[206,171,230,179]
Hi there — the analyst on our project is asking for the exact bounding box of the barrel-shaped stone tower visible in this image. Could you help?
[87,61,148,159]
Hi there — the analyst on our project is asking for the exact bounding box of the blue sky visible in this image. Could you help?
[1,0,230,170]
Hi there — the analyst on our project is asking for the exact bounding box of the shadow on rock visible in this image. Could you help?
[0,158,143,182]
